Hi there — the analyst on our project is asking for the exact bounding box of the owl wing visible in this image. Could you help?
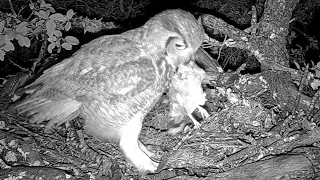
[12,34,159,128]
[25,34,157,103]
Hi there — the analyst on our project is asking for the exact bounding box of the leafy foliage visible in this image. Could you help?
[0,0,79,61]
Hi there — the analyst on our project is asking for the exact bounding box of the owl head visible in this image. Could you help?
[142,9,205,69]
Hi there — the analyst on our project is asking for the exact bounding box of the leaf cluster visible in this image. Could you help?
[0,0,79,61]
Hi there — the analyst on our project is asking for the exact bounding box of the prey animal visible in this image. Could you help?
[168,61,209,135]
[11,9,204,172]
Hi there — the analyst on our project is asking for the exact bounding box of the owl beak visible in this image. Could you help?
[172,57,188,69]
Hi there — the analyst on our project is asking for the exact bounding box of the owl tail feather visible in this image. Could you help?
[12,97,82,130]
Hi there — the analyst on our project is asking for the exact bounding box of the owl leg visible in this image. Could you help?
[197,106,209,119]
[119,113,158,172]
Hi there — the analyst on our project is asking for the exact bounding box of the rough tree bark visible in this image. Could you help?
[154,0,320,179]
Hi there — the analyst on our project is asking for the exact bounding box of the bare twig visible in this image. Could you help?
[8,58,28,72]
[31,35,48,72]
[309,89,320,121]
[8,0,17,17]
[292,64,309,115]
[17,5,27,17]
[216,35,227,62]
[26,9,35,21]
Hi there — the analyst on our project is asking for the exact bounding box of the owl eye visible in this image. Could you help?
[174,41,187,50]
[175,43,186,50]
[166,37,187,51]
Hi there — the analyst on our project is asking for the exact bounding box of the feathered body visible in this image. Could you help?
[12,9,204,172]
[168,61,209,135]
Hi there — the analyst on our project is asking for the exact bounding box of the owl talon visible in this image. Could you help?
[193,120,201,129]
[197,106,209,119]
[120,138,158,172]
[138,140,156,158]
[132,145,158,172]
[188,114,201,129]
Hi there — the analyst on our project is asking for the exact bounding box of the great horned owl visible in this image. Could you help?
[12,9,204,172]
